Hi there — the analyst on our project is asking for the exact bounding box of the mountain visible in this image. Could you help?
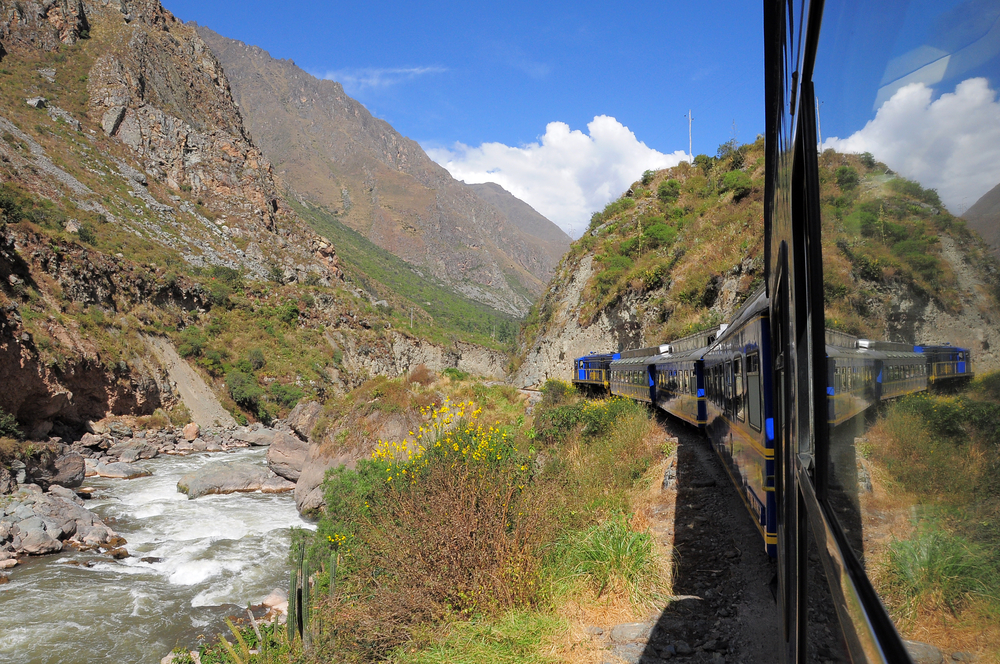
[0,0,507,434]
[466,182,570,266]
[964,182,1000,258]
[513,141,1000,387]
[194,26,570,317]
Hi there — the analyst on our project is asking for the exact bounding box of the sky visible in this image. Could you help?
[162,0,765,237]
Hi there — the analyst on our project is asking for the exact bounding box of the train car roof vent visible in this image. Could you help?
[719,324,729,333]
[659,344,671,354]
[858,339,873,349]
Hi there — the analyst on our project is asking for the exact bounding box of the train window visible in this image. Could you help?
[735,357,745,421]
[814,0,999,652]
[747,351,762,431]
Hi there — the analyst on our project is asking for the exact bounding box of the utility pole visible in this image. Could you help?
[685,110,694,161]
[816,96,824,148]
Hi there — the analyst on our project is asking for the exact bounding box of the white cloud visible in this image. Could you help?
[823,77,1000,214]
[426,115,689,238]
[317,66,446,93]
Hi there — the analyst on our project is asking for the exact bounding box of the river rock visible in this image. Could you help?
[79,433,104,448]
[0,467,14,495]
[233,428,275,446]
[177,462,270,498]
[285,401,323,442]
[294,446,351,515]
[84,458,98,477]
[95,462,152,479]
[266,432,310,482]
[261,476,295,493]
[18,524,62,555]
[51,453,85,488]
[182,423,200,441]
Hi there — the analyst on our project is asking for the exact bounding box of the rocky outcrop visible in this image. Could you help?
[265,431,309,482]
[176,461,270,498]
[0,0,89,51]
[512,255,643,387]
[294,445,352,516]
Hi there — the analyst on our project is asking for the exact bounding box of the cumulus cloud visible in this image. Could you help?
[318,66,447,93]
[823,77,1000,214]
[426,115,689,238]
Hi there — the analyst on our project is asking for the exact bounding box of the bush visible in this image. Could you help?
[0,407,22,439]
[641,170,655,186]
[657,179,680,203]
[246,348,266,371]
[269,382,305,409]
[76,223,97,245]
[227,370,263,413]
[720,170,752,201]
[442,367,469,381]
[860,152,877,169]
[541,379,574,406]
[177,327,206,358]
[835,165,859,191]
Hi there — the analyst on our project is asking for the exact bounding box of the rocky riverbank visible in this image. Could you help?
[0,401,342,576]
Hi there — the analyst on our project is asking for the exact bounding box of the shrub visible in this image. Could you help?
[860,152,877,169]
[657,179,680,203]
[0,408,22,439]
[269,383,305,409]
[442,367,469,381]
[76,223,97,245]
[641,170,655,186]
[246,348,266,371]
[835,165,859,190]
[227,370,263,413]
[693,154,714,174]
[720,170,752,201]
[541,379,574,406]
[177,327,206,358]
[407,364,434,386]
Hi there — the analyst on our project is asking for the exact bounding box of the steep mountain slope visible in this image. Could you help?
[466,181,570,264]
[0,0,505,435]
[964,181,1000,258]
[514,140,1000,387]
[195,26,570,317]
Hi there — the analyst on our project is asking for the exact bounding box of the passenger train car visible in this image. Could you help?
[571,352,619,392]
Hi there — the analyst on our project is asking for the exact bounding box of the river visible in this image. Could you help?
[0,447,313,664]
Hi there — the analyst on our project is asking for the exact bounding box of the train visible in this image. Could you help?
[572,286,974,558]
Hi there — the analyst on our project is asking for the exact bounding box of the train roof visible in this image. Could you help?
[654,346,706,364]
[722,285,769,334]
[610,352,667,368]
[618,344,671,359]
[825,345,923,361]
[573,351,620,363]
[914,344,971,353]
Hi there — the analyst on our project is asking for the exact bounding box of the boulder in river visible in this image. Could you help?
[52,453,85,488]
[266,432,310,482]
[182,422,200,441]
[95,462,152,479]
[233,428,275,446]
[261,476,295,493]
[177,462,270,498]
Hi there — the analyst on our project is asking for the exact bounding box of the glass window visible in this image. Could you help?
[815,2,999,653]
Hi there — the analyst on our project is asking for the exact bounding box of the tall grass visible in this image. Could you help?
[551,514,657,599]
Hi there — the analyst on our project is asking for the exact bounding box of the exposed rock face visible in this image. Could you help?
[197,25,570,316]
[284,401,322,442]
[265,431,309,482]
[176,461,270,498]
[512,255,643,387]
[294,446,353,516]
[964,180,1000,259]
[0,0,89,51]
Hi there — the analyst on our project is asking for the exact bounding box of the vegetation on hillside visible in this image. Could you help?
[189,375,674,663]
[520,137,766,358]
[293,201,519,351]
[817,150,1000,337]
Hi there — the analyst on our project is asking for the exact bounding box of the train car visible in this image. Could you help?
[826,346,880,426]
[654,346,708,428]
[571,352,619,393]
[701,288,777,556]
[915,344,974,386]
[609,345,669,404]
[858,340,929,401]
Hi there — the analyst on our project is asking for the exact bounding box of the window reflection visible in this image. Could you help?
[814,0,1000,658]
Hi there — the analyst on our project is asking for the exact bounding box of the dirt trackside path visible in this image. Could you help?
[145,335,237,429]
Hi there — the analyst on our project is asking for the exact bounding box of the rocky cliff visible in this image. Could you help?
[964,181,1000,259]
[195,26,570,317]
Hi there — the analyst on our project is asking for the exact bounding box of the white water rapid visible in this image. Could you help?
[0,448,313,664]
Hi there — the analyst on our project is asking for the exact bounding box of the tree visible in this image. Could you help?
[720,171,752,201]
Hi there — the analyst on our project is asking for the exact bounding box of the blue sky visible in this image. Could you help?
[163,0,765,235]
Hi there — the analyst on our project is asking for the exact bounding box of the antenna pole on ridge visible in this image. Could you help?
[686,110,694,161]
